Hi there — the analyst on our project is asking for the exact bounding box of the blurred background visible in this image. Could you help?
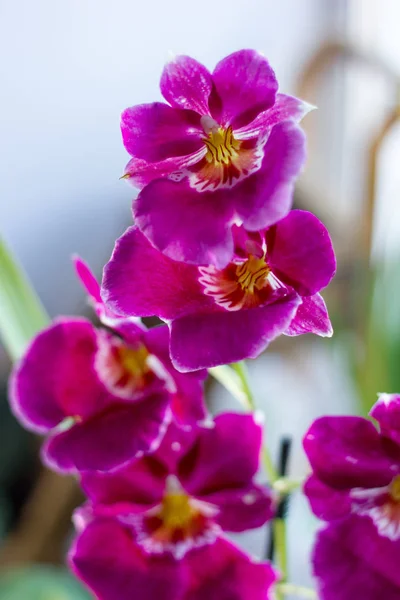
[1,0,400,596]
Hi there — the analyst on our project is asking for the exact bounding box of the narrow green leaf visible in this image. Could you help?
[0,238,49,362]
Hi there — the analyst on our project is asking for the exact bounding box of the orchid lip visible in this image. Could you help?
[351,475,400,541]
[94,330,175,400]
[120,474,219,560]
[188,121,265,192]
[198,243,285,312]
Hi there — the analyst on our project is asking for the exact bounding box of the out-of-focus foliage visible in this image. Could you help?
[351,258,400,415]
[0,238,49,362]
[0,386,37,538]
[0,566,91,599]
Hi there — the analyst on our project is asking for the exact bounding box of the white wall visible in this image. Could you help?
[1,0,336,317]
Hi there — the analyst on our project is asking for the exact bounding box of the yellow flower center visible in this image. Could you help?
[136,475,218,558]
[159,491,196,530]
[198,249,277,312]
[117,343,150,384]
[191,115,263,192]
[95,332,154,399]
[203,126,241,166]
[389,475,400,502]
[236,255,271,294]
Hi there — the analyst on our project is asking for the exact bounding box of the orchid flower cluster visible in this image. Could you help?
[8,49,400,599]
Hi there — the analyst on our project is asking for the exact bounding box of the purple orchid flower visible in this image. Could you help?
[71,525,277,600]
[70,413,277,600]
[121,49,310,267]
[303,395,400,598]
[304,393,400,543]
[101,209,336,371]
[313,517,400,599]
[10,315,206,473]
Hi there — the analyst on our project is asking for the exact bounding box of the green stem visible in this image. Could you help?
[208,365,248,408]
[231,361,279,483]
[273,477,303,495]
[0,238,49,361]
[274,517,288,581]
[230,361,256,410]
[277,583,317,598]
[262,447,279,485]
[230,361,291,591]
[209,363,293,584]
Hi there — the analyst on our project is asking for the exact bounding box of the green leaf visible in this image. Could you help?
[0,238,49,362]
[0,566,91,600]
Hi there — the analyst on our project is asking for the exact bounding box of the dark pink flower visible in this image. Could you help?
[102,210,335,371]
[121,50,310,267]
[71,524,277,600]
[303,394,400,536]
[70,414,277,600]
[10,317,206,473]
[304,395,400,598]
[313,518,400,599]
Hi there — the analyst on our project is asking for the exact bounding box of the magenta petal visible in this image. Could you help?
[179,413,263,494]
[73,255,102,303]
[9,318,110,433]
[169,294,301,371]
[134,177,236,268]
[160,55,213,115]
[72,255,138,327]
[267,210,336,296]
[303,475,352,521]
[121,102,203,162]
[42,392,170,473]
[101,227,214,321]
[71,521,276,600]
[234,122,306,231]
[123,147,205,189]
[285,294,333,337]
[70,519,181,600]
[203,484,274,532]
[144,325,207,424]
[80,422,197,505]
[313,518,400,600]
[81,456,166,507]
[370,394,400,447]
[211,50,278,128]
[185,537,278,600]
[303,416,400,489]
[236,93,313,138]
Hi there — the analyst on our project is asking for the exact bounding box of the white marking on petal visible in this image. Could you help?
[200,115,220,134]
[368,505,400,541]
[165,474,183,494]
[379,393,394,406]
[243,493,257,506]
[350,486,387,501]
[350,483,400,541]
[200,418,216,429]
[146,354,177,394]
[168,171,186,182]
